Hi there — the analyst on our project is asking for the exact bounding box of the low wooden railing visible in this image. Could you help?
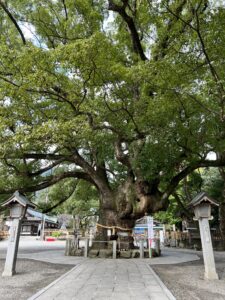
[0,230,9,239]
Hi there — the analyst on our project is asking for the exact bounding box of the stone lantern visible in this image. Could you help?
[189,192,219,280]
[1,191,35,277]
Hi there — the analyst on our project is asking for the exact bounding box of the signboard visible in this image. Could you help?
[134,227,145,235]
[133,227,146,241]
[147,216,154,239]
[147,216,154,258]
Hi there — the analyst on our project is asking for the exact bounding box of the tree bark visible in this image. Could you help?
[219,164,225,240]
[219,202,225,239]
[217,152,225,241]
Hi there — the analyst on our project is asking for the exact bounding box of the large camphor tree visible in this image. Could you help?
[0,0,225,239]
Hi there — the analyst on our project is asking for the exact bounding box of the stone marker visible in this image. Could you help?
[1,191,35,277]
[189,192,219,280]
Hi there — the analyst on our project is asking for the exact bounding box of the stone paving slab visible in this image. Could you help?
[28,259,176,300]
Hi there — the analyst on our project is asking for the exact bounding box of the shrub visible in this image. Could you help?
[51,231,62,238]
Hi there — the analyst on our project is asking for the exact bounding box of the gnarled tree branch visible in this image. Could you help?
[114,139,131,169]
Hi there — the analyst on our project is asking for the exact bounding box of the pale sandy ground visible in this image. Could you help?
[0,259,72,300]
[152,255,225,300]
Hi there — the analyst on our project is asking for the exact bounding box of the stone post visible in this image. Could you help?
[2,218,22,277]
[84,238,89,258]
[40,214,46,241]
[189,192,219,280]
[198,217,218,280]
[65,237,72,256]
[139,240,144,259]
[1,191,36,277]
[112,240,117,259]
[154,239,160,256]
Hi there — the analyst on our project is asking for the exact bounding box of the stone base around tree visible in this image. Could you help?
[66,246,160,259]
[65,238,84,256]
[65,236,161,258]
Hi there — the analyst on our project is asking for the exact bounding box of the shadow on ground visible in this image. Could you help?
[152,256,225,300]
[0,259,72,300]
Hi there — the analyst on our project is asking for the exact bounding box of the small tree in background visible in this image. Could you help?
[36,177,99,235]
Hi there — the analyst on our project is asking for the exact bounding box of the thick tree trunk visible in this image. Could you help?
[219,187,225,250]
[219,202,225,238]
[92,207,135,249]
[219,165,225,242]
[92,177,168,250]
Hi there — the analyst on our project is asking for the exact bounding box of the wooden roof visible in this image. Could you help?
[26,208,58,224]
[1,191,36,209]
[189,192,219,207]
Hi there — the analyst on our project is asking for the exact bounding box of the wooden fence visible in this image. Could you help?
[164,229,225,250]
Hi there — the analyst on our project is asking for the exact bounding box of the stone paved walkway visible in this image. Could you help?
[29,259,175,300]
[1,238,202,300]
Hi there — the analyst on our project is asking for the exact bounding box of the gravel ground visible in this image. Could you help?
[152,256,225,300]
[0,259,73,300]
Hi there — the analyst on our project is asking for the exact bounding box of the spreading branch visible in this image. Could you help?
[72,149,112,194]
[0,1,26,45]
[165,2,225,118]
[173,192,192,218]
[61,0,68,21]
[163,157,225,201]
[0,171,95,195]
[114,139,131,169]
[154,0,188,61]
[42,183,77,213]
[108,0,147,61]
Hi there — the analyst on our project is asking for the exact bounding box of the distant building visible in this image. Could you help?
[21,208,58,235]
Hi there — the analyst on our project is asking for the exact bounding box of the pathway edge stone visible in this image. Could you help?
[147,264,176,300]
[27,263,81,300]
